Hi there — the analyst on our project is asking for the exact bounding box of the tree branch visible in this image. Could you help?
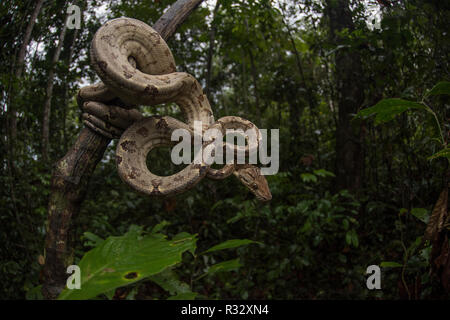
[41,0,205,300]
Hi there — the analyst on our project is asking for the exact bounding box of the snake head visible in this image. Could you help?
[234,165,272,202]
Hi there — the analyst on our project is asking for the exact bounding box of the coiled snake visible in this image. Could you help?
[77,17,271,201]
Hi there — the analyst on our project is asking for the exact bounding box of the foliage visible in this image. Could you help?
[58,224,258,300]
[58,226,197,300]
[0,0,449,300]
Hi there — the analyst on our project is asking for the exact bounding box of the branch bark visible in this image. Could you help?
[41,0,205,300]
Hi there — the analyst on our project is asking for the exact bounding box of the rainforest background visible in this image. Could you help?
[0,0,449,299]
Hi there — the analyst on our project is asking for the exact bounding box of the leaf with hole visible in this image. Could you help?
[57,230,197,300]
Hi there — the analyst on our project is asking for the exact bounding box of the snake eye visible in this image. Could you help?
[252,183,258,189]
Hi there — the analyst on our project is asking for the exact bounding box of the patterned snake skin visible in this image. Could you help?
[77,17,271,201]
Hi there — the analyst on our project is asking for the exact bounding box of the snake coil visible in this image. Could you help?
[77,17,271,201]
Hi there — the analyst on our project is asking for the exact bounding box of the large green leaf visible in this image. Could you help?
[356,98,425,125]
[202,239,260,254]
[424,81,450,97]
[58,230,197,300]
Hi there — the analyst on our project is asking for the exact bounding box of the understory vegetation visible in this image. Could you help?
[0,0,449,299]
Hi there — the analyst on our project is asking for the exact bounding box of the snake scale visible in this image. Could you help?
[77,17,271,202]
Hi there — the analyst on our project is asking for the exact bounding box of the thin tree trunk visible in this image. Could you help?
[42,18,68,161]
[241,50,248,109]
[42,0,205,300]
[247,48,261,126]
[279,6,321,164]
[15,0,45,78]
[243,19,261,125]
[205,0,220,101]
[9,0,45,141]
[63,29,79,152]
[325,0,365,192]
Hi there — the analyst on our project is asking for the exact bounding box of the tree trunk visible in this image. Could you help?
[63,29,79,151]
[241,49,249,109]
[41,0,205,300]
[247,48,262,126]
[42,18,68,161]
[9,0,45,141]
[205,0,220,101]
[279,5,320,165]
[325,0,365,192]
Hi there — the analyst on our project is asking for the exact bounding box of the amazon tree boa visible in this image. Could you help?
[77,17,271,201]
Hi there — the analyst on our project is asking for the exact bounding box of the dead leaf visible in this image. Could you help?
[433,235,450,292]
[424,188,448,241]
[300,154,315,166]
[164,198,177,212]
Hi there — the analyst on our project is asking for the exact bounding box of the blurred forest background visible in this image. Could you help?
[0,0,449,299]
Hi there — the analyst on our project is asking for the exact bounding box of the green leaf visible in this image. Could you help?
[103,289,115,300]
[380,261,403,268]
[206,258,242,275]
[202,239,260,254]
[25,285,43,300]
[148,268,192,296]
[313,169,336,178]
[345,230,359,248]
[58,231,197,300]
[345,231,352,245]
[428,148,450,160]
[167,292,198,300]
[351,231,359,248]
[151,220,170,234]
[356,98,425,125]
[410,208,429,224]
[83,232,104,248]
[173,232,197,256]
[301,173,318,183]
[424,81,450,98]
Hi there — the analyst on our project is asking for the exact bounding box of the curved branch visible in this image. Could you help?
[41,0,205,300]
